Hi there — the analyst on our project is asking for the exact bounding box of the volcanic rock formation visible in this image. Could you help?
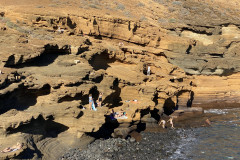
[0,0,240,159]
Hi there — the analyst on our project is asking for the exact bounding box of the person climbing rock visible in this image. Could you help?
[167,117,174,129]
[159,120,166,128]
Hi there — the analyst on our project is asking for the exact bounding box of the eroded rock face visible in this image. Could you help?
[0,0,240,159]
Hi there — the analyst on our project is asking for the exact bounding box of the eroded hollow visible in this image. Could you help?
[163,98,176,115]
[58,86,100,105]
[89,51,116,71]
[5,44,71,68]
[103,78,122,108]
[86,115,119,139]
[6,115,69,159]
[0,84,51,114]
[7,115,69,137]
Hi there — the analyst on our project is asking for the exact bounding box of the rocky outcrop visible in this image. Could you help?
[1,0,240,159]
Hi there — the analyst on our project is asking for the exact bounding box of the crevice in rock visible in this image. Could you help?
[0,84,51,114]
[135,122,146,132]
[140,107,151,118]
[153,93,158,105]
[16,143,43,160]
[181,27,213,35]
[64,81,84,87]
[6,115,69,138]
[150,108,161,121]
[221,68,235,76]
[5,44,71,68]
[209,53,223,58]
[58,86,100,105]
[91,74,104,83]
[86,115,119,139]
[58,92,84,103]
[76,111,84,119]
[187,91,194,108]
[103,78,122,108]
[6,115,69,159]
[186,45,192,54]
[67,17,76,29]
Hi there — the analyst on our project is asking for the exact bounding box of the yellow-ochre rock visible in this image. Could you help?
[1,0,240,159]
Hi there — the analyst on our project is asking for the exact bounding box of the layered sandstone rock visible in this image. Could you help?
[0,0,240,159]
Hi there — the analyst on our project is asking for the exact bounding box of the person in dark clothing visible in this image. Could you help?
[98,92,103,107]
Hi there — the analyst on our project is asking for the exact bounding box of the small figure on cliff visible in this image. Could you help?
[56,26,64,34]
[167,117,174,129]
[118,42,124,47]
[159,120,166,128]
[89,94,93,110]
[91,98,97,111]
[98,92,103,107]
[113,110,127,119]
[15,75,21,81]
[74,60,80,64]
[147,66,151,76]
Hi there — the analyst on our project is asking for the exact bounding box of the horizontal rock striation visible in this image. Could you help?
[0,0,240,159]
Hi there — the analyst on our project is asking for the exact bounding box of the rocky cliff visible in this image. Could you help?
[0,0,240,159]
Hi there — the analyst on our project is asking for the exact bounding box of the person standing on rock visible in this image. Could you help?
[98,92,103,107]
[92,98,97,111]
[89,94,93,110]
[147,66,151,76]
[159,120,166,128]
[167,117,174,129]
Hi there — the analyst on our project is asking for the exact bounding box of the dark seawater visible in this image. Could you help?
[169,108,240,160]
[60,108,240,160]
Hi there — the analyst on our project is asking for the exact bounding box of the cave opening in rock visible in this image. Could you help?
[163,98,176,115]
[6,44,71,68]
[0,84,51,114]
[140,107,151,118]
[221,68,235,76]
[150,108,161,121]
[86,115,119,139]
[6,115,69,159]
[153,93,158,105]
[58,92,84,103]
[135,122,146,133]
[58,86,101,105]
[89,51,116,71]
[7,115,69,137]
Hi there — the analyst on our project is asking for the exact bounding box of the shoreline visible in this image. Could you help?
[59,107,240,160]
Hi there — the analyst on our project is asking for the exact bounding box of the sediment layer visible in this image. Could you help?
[0,0,240,159]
